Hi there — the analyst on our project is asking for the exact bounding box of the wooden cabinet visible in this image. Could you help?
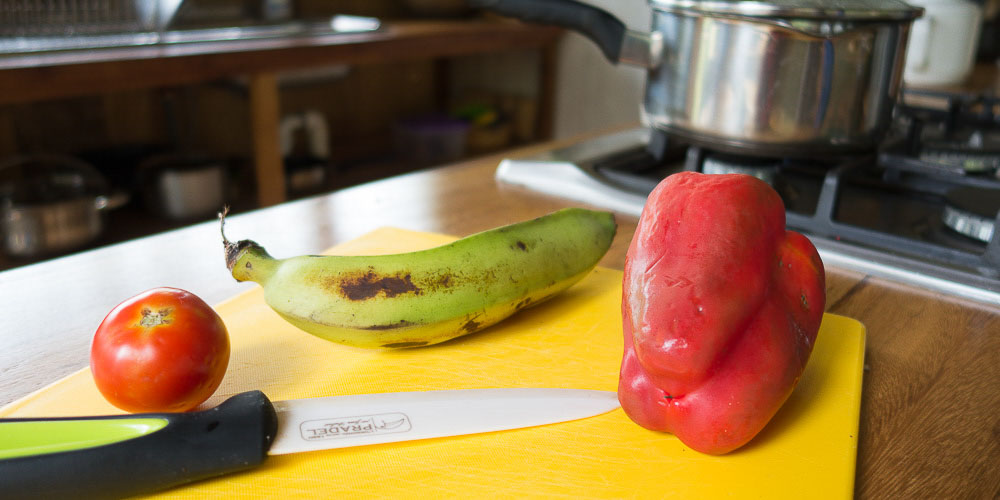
[0,20,561,206]
[0,20,562,270]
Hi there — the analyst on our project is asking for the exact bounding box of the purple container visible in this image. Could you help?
[393,115,470,165]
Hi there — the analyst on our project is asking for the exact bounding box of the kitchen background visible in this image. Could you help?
[0,0,995,272]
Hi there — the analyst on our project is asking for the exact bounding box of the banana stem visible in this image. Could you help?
[219,208,277,284]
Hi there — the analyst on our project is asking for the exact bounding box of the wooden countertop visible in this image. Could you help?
[0,131,997,498]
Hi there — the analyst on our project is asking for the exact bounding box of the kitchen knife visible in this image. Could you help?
[0,388,619,499]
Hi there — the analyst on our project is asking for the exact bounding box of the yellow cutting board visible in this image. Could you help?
[2,228,866,499]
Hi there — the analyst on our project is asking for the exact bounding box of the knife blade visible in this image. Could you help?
[0,388,619,499]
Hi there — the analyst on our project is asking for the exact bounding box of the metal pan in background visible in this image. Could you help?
[0,154,127,258]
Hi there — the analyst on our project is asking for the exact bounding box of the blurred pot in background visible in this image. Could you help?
[138,153,228,221]
[0,154,127,258]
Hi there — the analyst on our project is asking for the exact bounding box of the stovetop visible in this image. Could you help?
[496,127,1000,306]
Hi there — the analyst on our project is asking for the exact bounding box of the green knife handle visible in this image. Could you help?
[0,390,278,500]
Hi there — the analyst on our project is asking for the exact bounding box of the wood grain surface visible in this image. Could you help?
[0,131,997,498]
[0,21,562,105]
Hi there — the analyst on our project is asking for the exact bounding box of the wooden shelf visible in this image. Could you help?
[0,20,563,207]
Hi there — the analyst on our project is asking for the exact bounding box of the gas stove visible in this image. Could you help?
[497,92,1000,305]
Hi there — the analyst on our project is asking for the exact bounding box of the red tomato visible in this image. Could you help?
[90,287,230,413]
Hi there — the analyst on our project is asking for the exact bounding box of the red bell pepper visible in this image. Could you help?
[619,171,825,455]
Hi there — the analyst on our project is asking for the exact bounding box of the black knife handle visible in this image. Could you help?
[0,390,278,500]
[470,0,626,63]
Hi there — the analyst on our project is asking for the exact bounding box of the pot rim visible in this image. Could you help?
[649,0,924,21]
[0,153,112,204]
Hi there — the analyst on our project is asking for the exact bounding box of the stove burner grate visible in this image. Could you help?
[783,159,1000,280]
[495,127,1000,303]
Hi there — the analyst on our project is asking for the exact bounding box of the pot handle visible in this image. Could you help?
[905,15,933,72]
[95,190,130,211]
[471,0,627,64]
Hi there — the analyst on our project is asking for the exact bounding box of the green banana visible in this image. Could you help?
[222,208,617,348]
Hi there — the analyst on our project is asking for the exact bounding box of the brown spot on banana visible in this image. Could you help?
[381,341,429,348]
[462,317,482,333]
[360,320,417,330]
[326,268,466,301]
[433,273,455,289]
[337,270,421,300]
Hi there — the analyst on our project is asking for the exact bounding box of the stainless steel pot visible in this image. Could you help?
[3,196,109,257]
[0,154,125,258]
[475,0,924,157]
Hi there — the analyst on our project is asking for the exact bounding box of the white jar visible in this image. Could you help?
[904,0,983,86]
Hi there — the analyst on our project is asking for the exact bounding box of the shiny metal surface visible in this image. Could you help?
[269,388,620,455]
[619,30,661,69]
[0,0,179,36]
[639,9,914,156]
[1,197,104,257]
[649,0,923,20]
[478,0,917,157]
[0,154,118,257]
[943,205,996,243]
[701,155,779,185]
[0,16,381,55]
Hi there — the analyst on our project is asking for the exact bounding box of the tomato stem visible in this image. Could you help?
[139,307,173,328]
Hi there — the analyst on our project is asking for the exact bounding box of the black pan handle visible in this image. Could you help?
[471,0,626,63]
[0,391,278,500]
